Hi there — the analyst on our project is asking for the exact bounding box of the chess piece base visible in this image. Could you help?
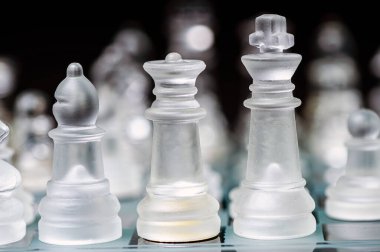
[326,200,380,221]
[0,198,26,245]
[233,185,316,239]
[137,193,220,242]
[326,176,380,221]
[38,181,122,245]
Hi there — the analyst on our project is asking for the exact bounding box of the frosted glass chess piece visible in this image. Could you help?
[304,20,362,184]
[0,120,26,245]
[12,91,54,193]
[233,14,316,239]
[0,133,35,225]
[137,52,221,242]
[38,63,122,245]
[326,109,380,220]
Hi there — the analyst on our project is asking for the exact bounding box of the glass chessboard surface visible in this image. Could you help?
[1,180,380,252]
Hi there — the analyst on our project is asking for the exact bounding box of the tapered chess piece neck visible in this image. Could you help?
[233,14,316,239]
[137,53,220,242]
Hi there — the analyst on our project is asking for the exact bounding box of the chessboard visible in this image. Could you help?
[1,180,380,252]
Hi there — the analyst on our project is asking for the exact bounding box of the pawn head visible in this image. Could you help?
[348,109,380,139]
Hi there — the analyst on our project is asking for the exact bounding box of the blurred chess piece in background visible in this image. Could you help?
[11,90,54,194]
[0,57,16,124]
[91,28,153,199]
[304,18,362,185]
[166,0,229,201]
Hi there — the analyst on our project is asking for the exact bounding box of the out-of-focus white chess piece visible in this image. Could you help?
[326,109,380,220]
[369,48,380,115]
[0,57,16,124]
[11,91,54,194]
[91,28,153,199]
[38,63,121,245]
[304,19,362,184]
[0,120,26,245]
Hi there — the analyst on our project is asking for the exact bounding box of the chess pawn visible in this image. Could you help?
[137,53,221,242]
[233,14,316,239]
[326,109,380,220]
[38,63,122,245]
[0,121,26,245]
[0,137,36,225]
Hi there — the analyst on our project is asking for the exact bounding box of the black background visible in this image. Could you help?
[0,1,377,129]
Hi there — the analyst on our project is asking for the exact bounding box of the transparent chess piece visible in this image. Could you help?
[91,28,153,198]
[38,63,122,245]
[166,1,228,200]
[233,14,316,239]
[11,90,54,193]
[0,132,36,225]
[0,120,26,245]
[326,109,380,220]
[304,19,362,184]
[137,52,221,242]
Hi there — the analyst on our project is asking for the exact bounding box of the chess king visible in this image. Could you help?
[233,14,316,239]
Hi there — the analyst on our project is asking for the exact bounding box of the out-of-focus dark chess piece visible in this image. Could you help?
[304,18,362,185]
[91,28,153,199]
[166,0,229,201]
[11,90,54,194]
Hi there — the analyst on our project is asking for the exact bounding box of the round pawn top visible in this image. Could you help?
[249,14,294,53]
[348,109,380,139]
[53,63,99,126]
[165,52,183,63]
[67,63,83,77]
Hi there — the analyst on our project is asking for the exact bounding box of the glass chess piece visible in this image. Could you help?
[38,63,122,245]
[91,28,153,198]
[137,52,221,242]
[166,0,228,201]
[0,134,36,225]
[304,19,362,185]
[326,109,380,220]
[233,14,316,239]
[0,120,26,245]
[11,91,54,193]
